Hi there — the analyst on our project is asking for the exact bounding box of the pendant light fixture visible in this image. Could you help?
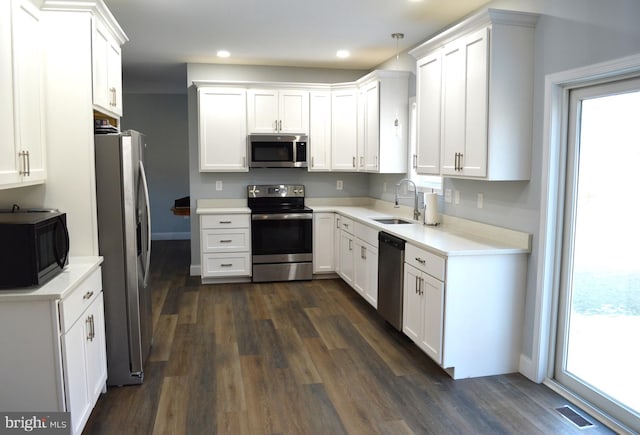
[391,32,404,62]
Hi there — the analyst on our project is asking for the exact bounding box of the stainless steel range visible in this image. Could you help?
[248,184,313,282]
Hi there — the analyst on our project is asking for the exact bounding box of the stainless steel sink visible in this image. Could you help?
[372,217,413,225]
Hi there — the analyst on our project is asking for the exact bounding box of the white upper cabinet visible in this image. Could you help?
[247,89,309,134]
[308,91,332,171]
[198,87,248,172]
[410,9,538,180]
[0,0,46,189]
[331,87,358,171]
[357,71,409,174]
[92,19,124,116]
[415,50,442,175]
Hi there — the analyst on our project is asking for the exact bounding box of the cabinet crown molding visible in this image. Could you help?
[41,0,128,45]
[409,8,539,59]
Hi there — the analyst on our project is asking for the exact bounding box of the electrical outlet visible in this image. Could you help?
[454,190,460,205]
[215,180,223,191]
[336,180,343,190]
[477,193,484,209]
[444,189,452,203]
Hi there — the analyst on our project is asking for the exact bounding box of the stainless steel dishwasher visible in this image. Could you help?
[377,231,406,330]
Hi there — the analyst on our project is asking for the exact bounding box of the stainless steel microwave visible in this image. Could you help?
[248,134,308,168]
[0,210,69,288]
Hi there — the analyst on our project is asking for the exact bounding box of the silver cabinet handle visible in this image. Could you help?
[415,257,426,264]
[415,275,419,294]
[352,156,356,168]
[336,218,341,229]
[221,263,233,267]
[83,291,94,300]
[219,220,232,224]
[25,151,30,176]
[279,120,282,131]
[360,156,364,167]
[361,246,366,259]
[19,151,30,176]
[311,156,315,168]
[348,239,353,251]
[343,223,349,229]
[375,155,378,168]
[219,239,232,243]
[413,154,418,169]
[419,278,424,295]
[86,317,92,340]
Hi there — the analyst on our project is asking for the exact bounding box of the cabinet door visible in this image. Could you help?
[338,230,354,285]
[198,87,248,172]
[62,312,91,435]
[12,0,45,184]
[313,213,335,273]
[461,28,489,177]
[441,28,489,177]
[107,40,123,116]
[354,241,378,308]
[416,51,441,175]
[334,216,342,275]
[92,21,110,113]
[0,0,19,187]
[441,38,465,175]
[309,91,331,171]
[279,90,309,134]
[419,273,445,364]
[331,88,358,171]
[247,89,278,133]
[363,81,380,172]
[85,293,107,404]
[402,264,422,343]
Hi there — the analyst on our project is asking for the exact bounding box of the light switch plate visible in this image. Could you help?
[215,180,223,191]
[477,193,484,209]
[444,189,452,203]
[336,180,343,190]
[454,190,460,205]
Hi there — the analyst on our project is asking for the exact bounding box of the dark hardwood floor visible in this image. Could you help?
[84,240,613,434]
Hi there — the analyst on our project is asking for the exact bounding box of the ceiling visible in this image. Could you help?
[102,0,491,89]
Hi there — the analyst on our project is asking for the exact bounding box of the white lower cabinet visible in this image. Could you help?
[313,213,335,273]
[403,263,444,363]
[403,242,527,379]
[336,216,379,308]
[0,261,107,435]
[200,213,251,279]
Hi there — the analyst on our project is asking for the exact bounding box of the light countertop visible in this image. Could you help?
[0,256,103,302]
[195,198,531,257]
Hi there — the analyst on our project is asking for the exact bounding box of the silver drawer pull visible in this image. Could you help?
[220,263,233,267]
[219,220,232,224]
[219,239,232,243]
[415,257,426,264]
[83,291,94,300]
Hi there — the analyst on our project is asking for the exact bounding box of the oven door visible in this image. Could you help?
[251,213,312,263]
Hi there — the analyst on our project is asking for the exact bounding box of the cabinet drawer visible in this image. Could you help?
[201,214,250,229]
[405,244,445,281]
[59,267,103,333]
[202,253,251,277]
[354,222,378,247]
[202,228,250,253]
[337,215,355,234]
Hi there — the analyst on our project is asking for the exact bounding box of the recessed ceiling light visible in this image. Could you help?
[217,50,230,58]
[336,50,350,59]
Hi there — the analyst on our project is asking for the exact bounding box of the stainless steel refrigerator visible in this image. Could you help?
[94,130,152,386]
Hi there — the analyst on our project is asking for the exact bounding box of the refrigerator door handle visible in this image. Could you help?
[139,160,152,288]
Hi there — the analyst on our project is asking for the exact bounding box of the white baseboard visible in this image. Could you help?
[190,264,201,276]
[152,232,190,240]
[519,353,537,382]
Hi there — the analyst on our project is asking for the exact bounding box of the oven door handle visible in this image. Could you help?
[252,213,313,221]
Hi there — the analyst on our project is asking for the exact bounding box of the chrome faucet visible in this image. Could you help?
[395,178,421,221]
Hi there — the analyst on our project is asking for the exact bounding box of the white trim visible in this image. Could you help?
[190,264,201,277]
[533,52,640,381]
[152,232,190,241]
[518,353,536,381]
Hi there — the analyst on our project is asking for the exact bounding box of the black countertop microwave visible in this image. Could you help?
[249,134,308,168]
[0,210,70,288]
